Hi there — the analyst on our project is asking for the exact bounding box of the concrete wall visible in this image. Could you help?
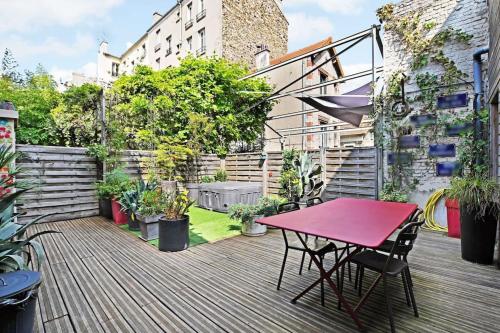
[382,0,489,220]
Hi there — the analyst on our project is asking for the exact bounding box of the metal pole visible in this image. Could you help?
[240,27,375,80]
[371,25,379,198]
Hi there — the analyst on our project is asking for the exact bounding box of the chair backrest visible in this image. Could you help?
[306,197,323,207]
[277,202,300,214]
[387,216,425,262]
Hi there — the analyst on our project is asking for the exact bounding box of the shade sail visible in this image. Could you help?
[296,82,373,127]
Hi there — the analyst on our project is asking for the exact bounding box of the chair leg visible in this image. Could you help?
[277,248,288,290]
[401,270,411,307]
[405,267,419,317]
[320,255,325,307]
[358,266,364,297]
[383,276,396,333]
[308,256,313,271]
[354,264,360,290]
[338,263,345,310]
[346,245,352,281]
[299,251,306,275]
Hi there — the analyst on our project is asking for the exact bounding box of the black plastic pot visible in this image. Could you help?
[99,198,113,220]
[127,211,140,231]
[0,271,41,333]
[158,215,190,252]
[460,204,498,265]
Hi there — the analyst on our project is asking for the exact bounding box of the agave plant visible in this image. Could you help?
[294,152,324,200]
[119,178,158,221]
[0,145,55,272]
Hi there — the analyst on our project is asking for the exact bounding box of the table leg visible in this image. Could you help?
[292,232,365,331]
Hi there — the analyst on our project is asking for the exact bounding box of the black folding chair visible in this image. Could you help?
[348,220,424,333]
[276,201,337,306]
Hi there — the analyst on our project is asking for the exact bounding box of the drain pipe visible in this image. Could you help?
[472,47,489,166]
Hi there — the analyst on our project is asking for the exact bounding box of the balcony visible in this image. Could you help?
[196,46,206,56]
[154,43,161,53]
[196,9,206,21]
[185,19,193,30]
[165,47,172,57]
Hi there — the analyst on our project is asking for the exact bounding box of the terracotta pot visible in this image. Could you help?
[111,199,128,225]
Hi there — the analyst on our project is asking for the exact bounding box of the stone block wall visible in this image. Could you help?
[382,0,489,212]
[221,0,288,66]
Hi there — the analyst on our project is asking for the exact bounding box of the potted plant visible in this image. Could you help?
[158,190,194,252]
[103,169,130,225]
[447,177,499,264]
[136,190,164,241]
[119,179,158,231]
[295,152,324,207]
[228,196,281,237]
[0,145,55,333]
[96,181,113,219]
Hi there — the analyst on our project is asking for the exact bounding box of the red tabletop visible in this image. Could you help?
[256,198,417,248]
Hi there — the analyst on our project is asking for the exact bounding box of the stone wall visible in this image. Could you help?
[382,0,489,213]
[221,0,288,66]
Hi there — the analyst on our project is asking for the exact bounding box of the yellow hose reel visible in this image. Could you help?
[423,189,448,232]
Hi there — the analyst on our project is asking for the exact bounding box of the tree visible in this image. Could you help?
[51,83,102,147]
[108,55,273,156]
[1,49,21,84]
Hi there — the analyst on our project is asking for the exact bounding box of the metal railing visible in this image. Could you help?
[196,9,206,21]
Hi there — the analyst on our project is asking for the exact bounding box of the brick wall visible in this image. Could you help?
[382,0,489,210]
[221,0,288,66]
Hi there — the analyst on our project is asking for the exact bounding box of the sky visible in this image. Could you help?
[0,0,388,84]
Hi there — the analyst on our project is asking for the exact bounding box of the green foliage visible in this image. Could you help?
[86,143,108,162]
[51,83,102,147]
[295,152,324,200]
[109,56,273,157]
[96,169,131,200]
[119,179,158,220]
[227,196,282,223]
[279,149,301,200]
[0,144,56,272]
[200,175,214,183]
[380,183,409,203]
[162,190,195,220]
[447,176,500,218]
[214,169,228,182]
[138,190,164,217]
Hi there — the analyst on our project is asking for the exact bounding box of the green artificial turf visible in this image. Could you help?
[120,206,241,248]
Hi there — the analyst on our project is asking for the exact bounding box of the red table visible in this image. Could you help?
[256,198,417,331]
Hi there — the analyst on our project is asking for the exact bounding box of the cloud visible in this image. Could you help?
[50,62,97,83]
[287,13,334,47]
[285,0,367,15]
[0,0,124,33]
[0,33,95,60]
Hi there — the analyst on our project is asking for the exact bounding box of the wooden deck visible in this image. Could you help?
[31,216,500,333]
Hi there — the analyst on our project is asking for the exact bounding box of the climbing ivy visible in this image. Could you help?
[375,3,474,198]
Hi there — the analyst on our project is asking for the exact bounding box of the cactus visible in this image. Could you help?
[294,152,324,199]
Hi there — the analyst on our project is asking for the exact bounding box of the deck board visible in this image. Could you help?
[32,216,500,333]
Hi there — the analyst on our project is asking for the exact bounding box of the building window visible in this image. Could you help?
[197,0,206,21]
[319,118,329,148]
[187,37,193,52]
[155,57,161,69]
[185,3,193,29]
[197,28,206,55]
[320,72,328,95]
[111,63,119,77]
[166,36,172,56]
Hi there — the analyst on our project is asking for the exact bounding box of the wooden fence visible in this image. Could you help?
[14,145,378,223]
[16,145,98,224]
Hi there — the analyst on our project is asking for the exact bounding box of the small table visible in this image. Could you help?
[256,198,417,331]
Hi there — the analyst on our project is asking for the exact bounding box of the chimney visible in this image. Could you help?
[99,41,109,54]
[153,12,162,24]
[255,44,270,70]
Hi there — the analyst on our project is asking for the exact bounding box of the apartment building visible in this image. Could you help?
[258,38,374,151]
[97,0,288,84]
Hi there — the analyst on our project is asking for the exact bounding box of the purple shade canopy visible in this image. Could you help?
[296,82,373,127]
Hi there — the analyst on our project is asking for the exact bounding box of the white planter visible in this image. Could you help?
[241,215,267,237]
